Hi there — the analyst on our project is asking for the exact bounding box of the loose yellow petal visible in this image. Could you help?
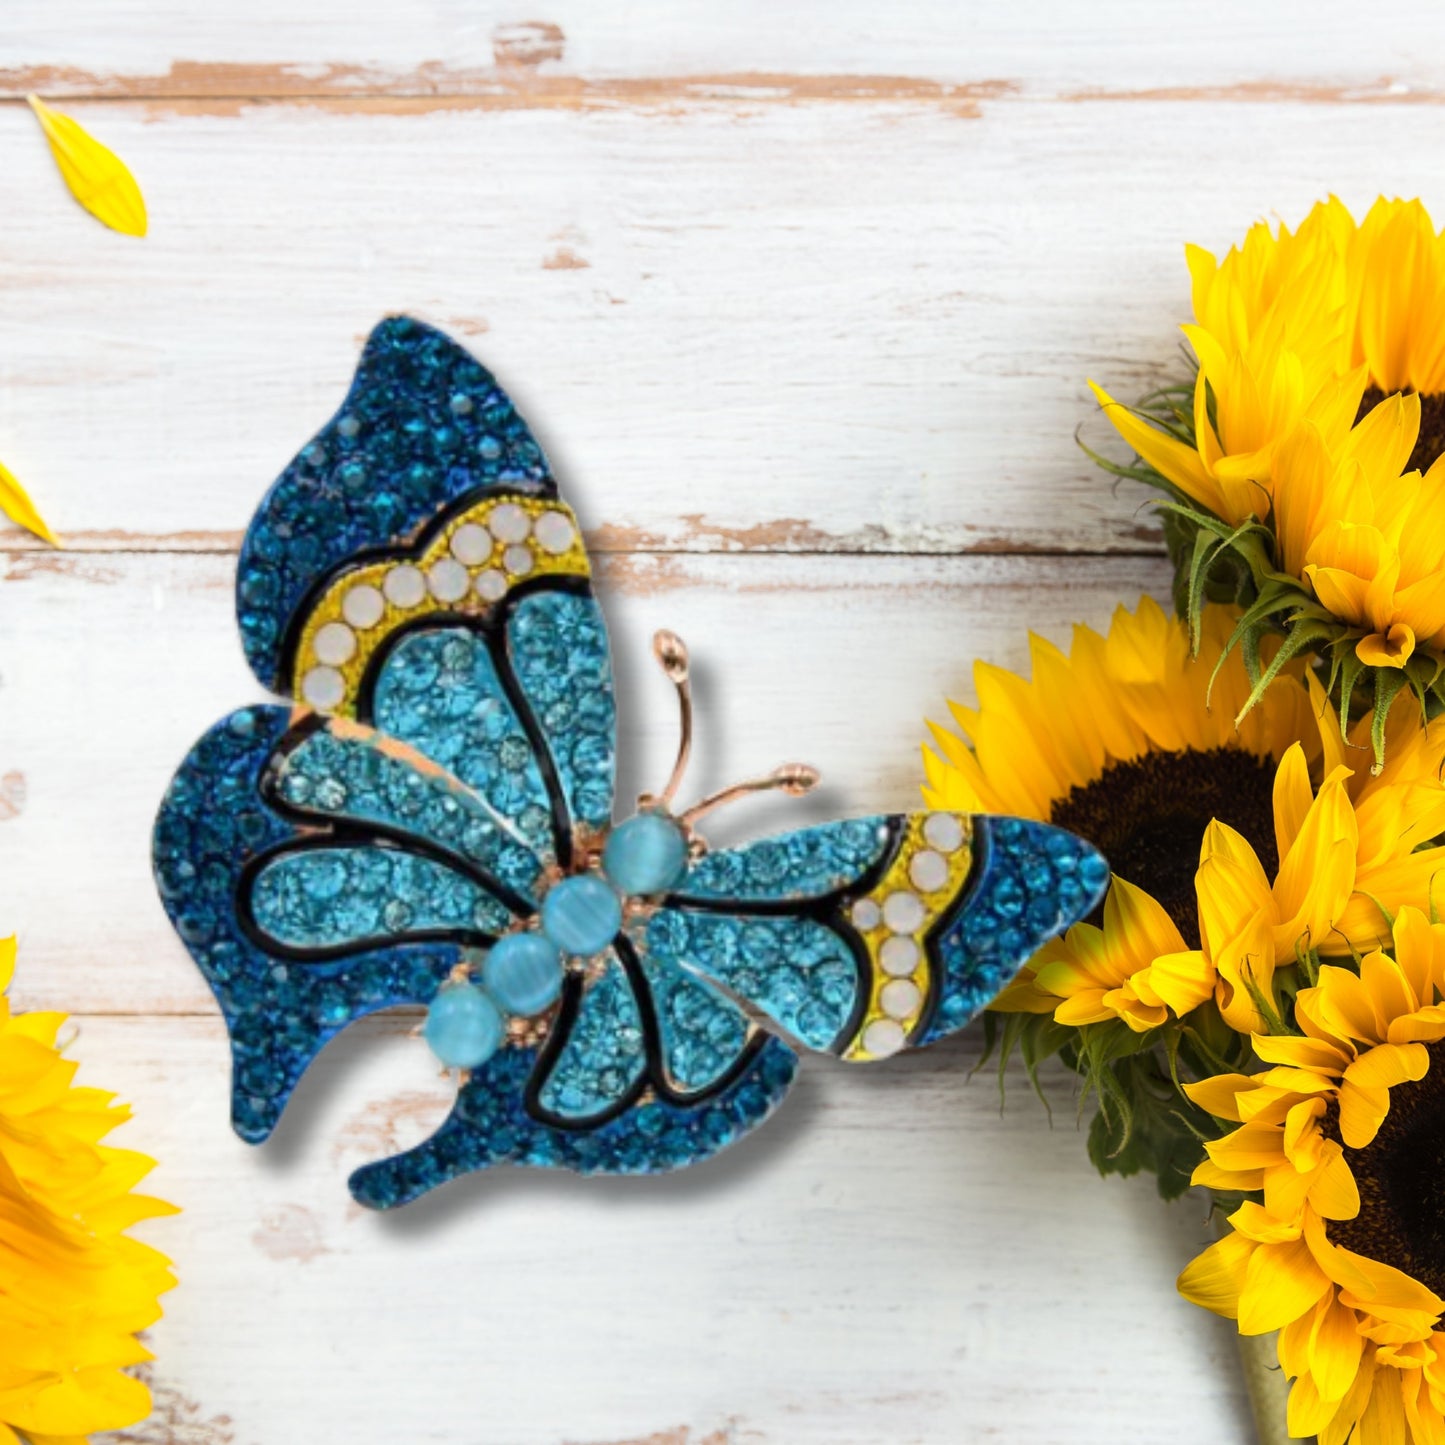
[27,95,147,238]
[0,456,58,546]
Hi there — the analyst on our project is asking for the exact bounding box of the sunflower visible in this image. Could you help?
[926,596,1445,1036]
[1178,906,1445,1443]
[1087,197,1445,752]
[0,937,177,1443]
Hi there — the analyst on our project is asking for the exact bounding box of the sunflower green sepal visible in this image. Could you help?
[1157,492,1445,773]
[1085,394,1445,771]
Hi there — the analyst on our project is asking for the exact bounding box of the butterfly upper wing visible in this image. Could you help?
[235,314,554,697]
[638,811,1108,1061]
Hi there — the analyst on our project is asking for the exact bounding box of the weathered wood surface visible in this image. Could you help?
[5,2,1430,1439]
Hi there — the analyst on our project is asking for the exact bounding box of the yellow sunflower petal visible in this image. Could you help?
[1193,1156,1266,1192]
[1288,1370,1342,1440]
[0,457,58,547]
[1310,1293,1368,1406]
[1143,949,1216,1018]
[26,95,147,238]
[1357,624,1417,669]
[1336,1080,1392,1151]
[1252,1030,1350,1074]
[1308,1140,1362,1223]
[1239,1235,1333,1335]
[1273,741,1316,864]
[1230,1200,1304,1244]
[1088,379,1224,513]
[1273,765,1359,951]
[1178,1228,1255,1319]
[1344,1040,1430,1091]
[1183,1071,1259,1122]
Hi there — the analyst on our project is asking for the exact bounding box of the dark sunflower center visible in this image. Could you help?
[1047,747,1279,949]
[1327,1039,1445,1299]
[1357,387,1445,476]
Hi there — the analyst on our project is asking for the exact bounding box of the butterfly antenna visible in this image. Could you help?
[679,763,821,828]
[645,629,694,810]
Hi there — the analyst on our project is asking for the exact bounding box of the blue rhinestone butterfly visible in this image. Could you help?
[153,317,1109,1209]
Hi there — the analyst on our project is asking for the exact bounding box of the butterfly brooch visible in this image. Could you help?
[153,317,1109,1209]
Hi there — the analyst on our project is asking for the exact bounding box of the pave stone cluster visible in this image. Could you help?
[843,812,974,1059]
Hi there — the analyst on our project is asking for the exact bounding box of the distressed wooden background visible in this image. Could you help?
[5,4,1443,1441]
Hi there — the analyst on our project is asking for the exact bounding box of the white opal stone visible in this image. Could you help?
[504,543,535,577]
[301,665,345,710]
[850,898,882,931]
[427,558,470,602]
[909,849,950,893]
[341,583,384,629]
[383,565,426,608]
[880,935,920,977]
[449,522,492,566]
[312,621,357,666]
[475,569,508,602]
[882,890,926,934]
[488,503,531,543]
[534,510,575,554]
[880,978,922,1020]
[924,812,965,852]
[862,1018,906,1058]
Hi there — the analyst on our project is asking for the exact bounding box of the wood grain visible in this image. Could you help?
[0,97,1440,557]
[4,0,1445,96]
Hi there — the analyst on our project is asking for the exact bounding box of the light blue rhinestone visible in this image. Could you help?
[423,982,505,1068]
[483,932,564,1015]
[541,874,622,956]
[603,812,688,896]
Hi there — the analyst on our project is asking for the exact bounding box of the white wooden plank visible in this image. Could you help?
[4,0,1445,97]
[3,99,1444,555]
[44,1012,1247,1445]
[0,548,1171,1014]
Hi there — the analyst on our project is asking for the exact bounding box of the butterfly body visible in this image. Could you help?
[154,317,1108,1208]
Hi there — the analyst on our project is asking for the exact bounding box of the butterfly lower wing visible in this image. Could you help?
[349,1036,799,1209]
[654,811,1108,1060]
[154,706,516,1142]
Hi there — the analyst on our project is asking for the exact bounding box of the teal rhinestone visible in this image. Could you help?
[423,982,504,1068]
[483,932,564,1015]
[603,812,688,896]
[541,874,622,956]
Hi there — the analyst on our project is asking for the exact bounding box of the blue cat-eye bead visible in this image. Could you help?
[423,982,505,1069]
[541,874,622,956]
[483,932,564,1015]
[603,812,689,896]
